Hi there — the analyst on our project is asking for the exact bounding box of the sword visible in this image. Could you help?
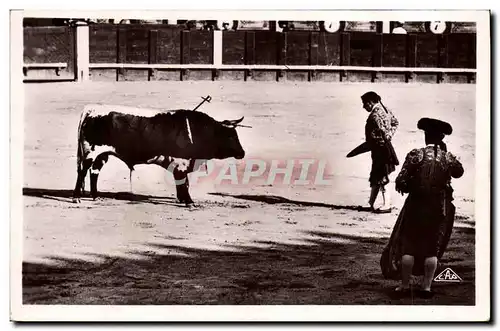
[193,95,212,111]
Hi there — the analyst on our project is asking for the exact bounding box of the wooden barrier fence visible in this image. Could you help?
[23,24,477,83]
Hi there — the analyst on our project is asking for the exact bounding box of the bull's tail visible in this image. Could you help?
[76,105,94,173]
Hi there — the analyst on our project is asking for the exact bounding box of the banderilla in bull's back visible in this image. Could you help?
[192,95,252,128]
[192,95,212,111]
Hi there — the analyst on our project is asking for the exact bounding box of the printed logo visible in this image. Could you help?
[434,268,462,282]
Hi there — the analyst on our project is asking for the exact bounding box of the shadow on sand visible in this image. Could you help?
[210,192,378,212]
[23,230,475,306]
[22,187,178,205]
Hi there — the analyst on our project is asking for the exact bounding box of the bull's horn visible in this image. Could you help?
[228,116,244,125]
[221,116,244,127]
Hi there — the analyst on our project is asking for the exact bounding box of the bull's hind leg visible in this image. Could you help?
[90,154,109,201]
[73,158,93,203]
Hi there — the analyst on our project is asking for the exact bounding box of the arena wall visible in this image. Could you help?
[23,24,476,83]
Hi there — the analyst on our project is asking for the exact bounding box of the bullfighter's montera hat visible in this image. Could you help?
[417,117,453,135]
[361,91,381,103]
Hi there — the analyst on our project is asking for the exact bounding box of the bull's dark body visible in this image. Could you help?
[73,106,245,204]
[83,110,195,166]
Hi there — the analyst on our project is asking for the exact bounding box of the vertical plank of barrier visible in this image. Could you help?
[468,34,476,83]
[244,31,256,81]
[340,32,350,82]
[75,23,90,82]
[470,34,476,69]
[181,30,191,81]
[406,34,417,82]
[382,21,391,34]
[116,26,127,81]
[213,30,223,66]
[373,33,383,66]
[212,30,222,81]
[438,35,449,67]
[245,31,256,64]
[372,33,383,82]
[275,32,283,66]
[276,31,287,81]
[148,29,158,81]
[438,34,448,83]
[309,32,319,81]
[67,26,76,79]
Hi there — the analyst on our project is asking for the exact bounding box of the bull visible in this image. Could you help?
[72,104,246,204]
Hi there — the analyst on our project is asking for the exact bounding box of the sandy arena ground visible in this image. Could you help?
[20,80,476,305]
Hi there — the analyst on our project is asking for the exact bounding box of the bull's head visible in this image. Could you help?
[213,116,247,159]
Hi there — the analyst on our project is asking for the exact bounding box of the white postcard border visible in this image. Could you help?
[9,9,491,322]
